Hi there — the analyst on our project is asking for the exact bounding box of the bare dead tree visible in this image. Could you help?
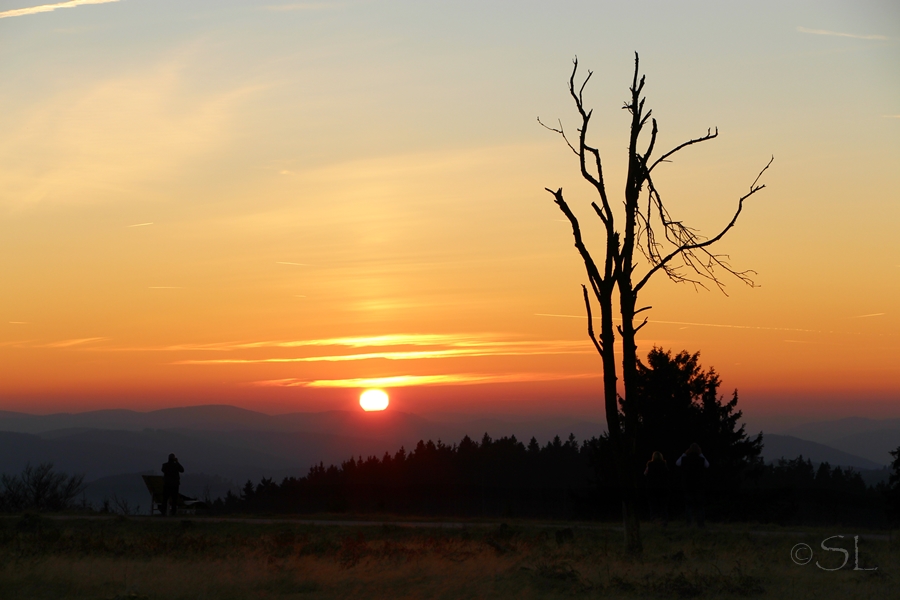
[541,53,771,553]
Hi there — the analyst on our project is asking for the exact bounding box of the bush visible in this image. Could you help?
[0,462,86,512]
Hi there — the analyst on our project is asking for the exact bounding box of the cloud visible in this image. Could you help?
[175,340,590,365]
[535,313,828,334]
[127,222,153,228]
[883,115,900,119]
[0,0,119,20]
[43,337,107,348]
[252,372,600,388]
[78,333,592,361]
[230,333,502,350]
[276,261,308,266]
[0,48,260,209]
[797,26,888,41]
[849,312,885,319]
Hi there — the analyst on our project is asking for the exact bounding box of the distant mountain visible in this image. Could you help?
[761,434,884,470]
[775,417,900,467]
[0,405,463,442]
[782,417,900,444]
[0,410,28,419]
[0,429,303,482]
[5,425,480,481]
[0,405,299,434]
[826,429,900,467]
[0,405,605,448]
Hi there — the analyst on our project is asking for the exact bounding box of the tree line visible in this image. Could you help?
[210,435,897,528]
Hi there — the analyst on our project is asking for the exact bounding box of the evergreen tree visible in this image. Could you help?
[888,446,900,523]
[633,347,762,490]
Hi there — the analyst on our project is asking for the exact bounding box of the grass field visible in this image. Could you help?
[0,514,895,599]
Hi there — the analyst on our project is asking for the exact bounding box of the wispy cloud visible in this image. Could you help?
[127,222,153,228]
[253,372,599,388]
[8,321,29,324]
[849,312,885,319]
[175,340,590,365]
[73,333,593,362]
[229,333,495,350]
[0,0,119,20]
[883,115,900,119]
[0,49,260,210]
[276,261,308,266]
[797,26,888,41]
[148,286,182,289]
[43,337,107,348]
[535,313,827,334]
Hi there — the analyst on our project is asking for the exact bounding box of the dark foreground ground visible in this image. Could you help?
[0,514,895,599]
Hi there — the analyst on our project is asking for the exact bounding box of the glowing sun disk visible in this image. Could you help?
[360,389,389,411]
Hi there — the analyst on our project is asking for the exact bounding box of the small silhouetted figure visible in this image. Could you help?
[644,451,670,525]
[161,453,184,516]
[676,443,709,527]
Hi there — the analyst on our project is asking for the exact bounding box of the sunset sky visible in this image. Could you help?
[1,0,898,424]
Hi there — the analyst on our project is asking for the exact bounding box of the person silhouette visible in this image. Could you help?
[676,443,709,527]
[161,453,184,516]
[644,451,670,525]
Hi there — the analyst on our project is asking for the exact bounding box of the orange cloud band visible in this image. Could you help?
[252,372,601,388]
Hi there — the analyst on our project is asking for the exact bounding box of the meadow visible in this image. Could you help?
[0,514,895,599]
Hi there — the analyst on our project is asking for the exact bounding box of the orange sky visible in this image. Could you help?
[1,1,898,422]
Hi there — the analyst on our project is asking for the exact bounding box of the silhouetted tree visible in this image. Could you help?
[888,446,900,523]
[634,347,762,492]
[747,457,879,526]
[224,433,612,519]
[541,54,771,552]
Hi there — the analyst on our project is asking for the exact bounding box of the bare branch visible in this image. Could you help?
[590,201,609,226]
[634,156,774,294]
[633,316,650,335]
[545,187,606,299]
[642,118,658,166]
[582,285,603,355]
[565,59,615,228]
[578,67,593,103]
[648,128,718,172]
[537,117,578,155]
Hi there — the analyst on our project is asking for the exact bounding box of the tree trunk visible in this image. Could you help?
[622,496,642,554]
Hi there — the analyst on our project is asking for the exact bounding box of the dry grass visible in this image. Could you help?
[0,515,895,599]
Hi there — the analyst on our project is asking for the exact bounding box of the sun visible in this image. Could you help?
[359,389,389,411]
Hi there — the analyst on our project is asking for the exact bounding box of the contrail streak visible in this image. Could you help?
[0,0,119,20]
[796,26,887,41]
